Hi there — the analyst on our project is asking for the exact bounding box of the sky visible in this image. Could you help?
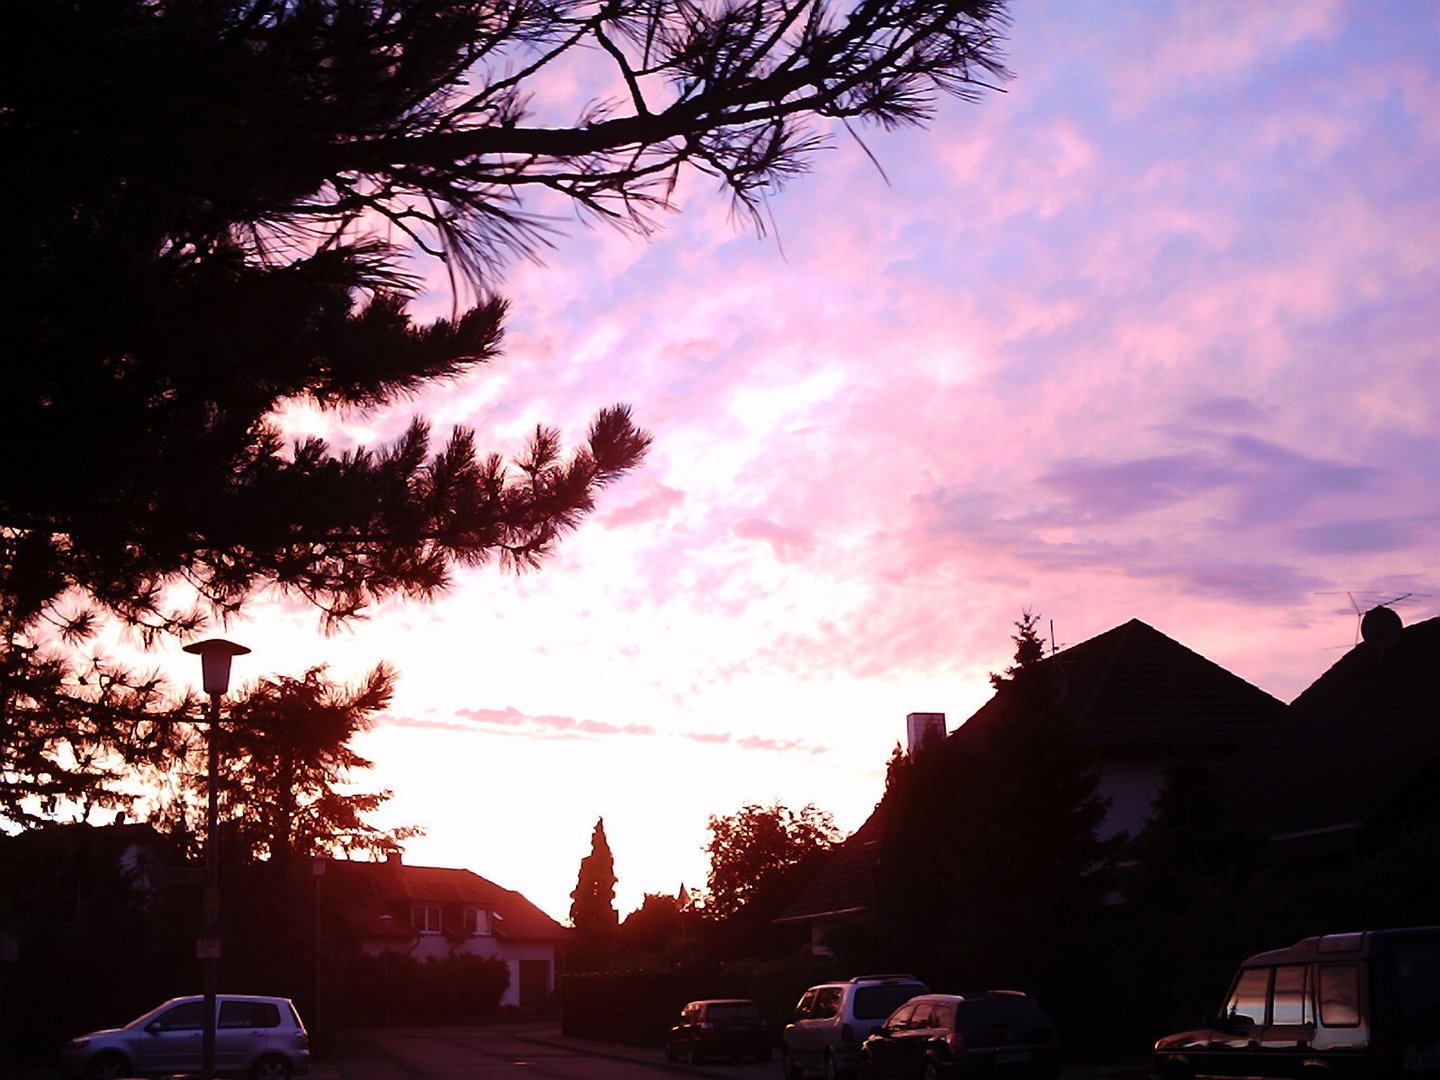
[149,0,1439,923]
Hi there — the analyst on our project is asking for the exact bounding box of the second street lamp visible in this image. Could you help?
[183,637,250,1080]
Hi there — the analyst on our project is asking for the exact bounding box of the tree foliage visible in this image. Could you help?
[569,816,618,968]
[704,800,839,921]
[154,664,419,863]
[0,0,1009,823]
[877,611,1115,1005]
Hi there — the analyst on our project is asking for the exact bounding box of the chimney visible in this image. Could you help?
[906,712,946,754]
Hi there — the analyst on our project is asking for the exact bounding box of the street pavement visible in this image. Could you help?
[5,1019,1152,1080]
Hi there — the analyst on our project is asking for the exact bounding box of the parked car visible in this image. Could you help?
[783,974,930,1078]
[664,998,772,1064]
[60,994,311,1080]
[858,992,1061,1080]
[1152,926,1440,1080]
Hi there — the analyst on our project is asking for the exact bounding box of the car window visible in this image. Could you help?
[1391,938,1440,1027]
[955,998,1048,1032]
[708,1003,762,1022]
[1270,966,1310,1026]
[815,988,844,1019]
[887,1004,919,1031]
[1318,964,1360,1027]
[913,1004,942,1029]
[854,983,926,1021]
[796,989,818,1019]
[931,1003,956,1030]
[155,1002,205,1031]
[219,1000,282,1029]
[1226,968,1271,1027]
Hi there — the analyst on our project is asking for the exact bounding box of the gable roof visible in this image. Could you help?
[963,618,1285,750]
[777,814,883,924]
[1222,615,1440,855]
[779,619,1284,926]
[323,855,568,942]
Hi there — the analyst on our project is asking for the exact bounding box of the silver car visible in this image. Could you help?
[60,994,310,1080]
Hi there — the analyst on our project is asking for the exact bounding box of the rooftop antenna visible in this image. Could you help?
[1316,590,1423,650]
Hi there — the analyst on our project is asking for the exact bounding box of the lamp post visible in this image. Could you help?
[183,638,250,1080]
[379,914,393,1026]
[311,857,326,1041]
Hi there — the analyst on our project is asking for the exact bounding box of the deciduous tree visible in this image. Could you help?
[704,801,839,921]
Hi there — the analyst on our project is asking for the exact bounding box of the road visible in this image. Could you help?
[323,1022,778,1080]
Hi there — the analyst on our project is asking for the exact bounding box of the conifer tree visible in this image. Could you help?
[152,664,419,864]
[569,817,618,969]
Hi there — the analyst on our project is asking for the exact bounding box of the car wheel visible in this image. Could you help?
[782,1047,803,1079]
[85,1052,129,1080]
[250,1054,294,1080]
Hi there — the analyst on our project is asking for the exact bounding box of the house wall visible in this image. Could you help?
[362,935,555,1008]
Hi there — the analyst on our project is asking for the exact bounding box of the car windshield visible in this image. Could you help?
[708,1003,762,1021]
[854,984,926,1021]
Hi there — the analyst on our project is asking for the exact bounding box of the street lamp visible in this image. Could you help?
[183,637,250,1080]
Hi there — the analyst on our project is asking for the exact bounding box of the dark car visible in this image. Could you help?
[859,992,1061,1080]
[1152,926,1440,1080]
[665,998,772,1064]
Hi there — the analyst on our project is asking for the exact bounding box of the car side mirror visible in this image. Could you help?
[145,1021,163,1035]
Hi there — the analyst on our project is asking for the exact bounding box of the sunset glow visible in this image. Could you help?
[149,0,1439,922]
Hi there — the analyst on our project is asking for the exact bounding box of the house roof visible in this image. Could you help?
[963,618,1284,750]
[778,619,1284,926]
[776,814,883,924]
[322,855,568,942]
[1222,615,1440,852]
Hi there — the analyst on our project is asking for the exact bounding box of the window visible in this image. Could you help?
[814,987,844,1019]
[887,1004,920,1031]
[796,990,818,1018]
[1226,968,1271,1027]
[155,1002,205,1031]
[911,1003,943,1029]
[412,903,442,933]
[1271,965,1311,1026]
[219,1001,281,1029]
[1318,965,1360,1027]
[463,907,490,935]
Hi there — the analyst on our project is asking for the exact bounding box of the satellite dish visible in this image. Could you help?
[1359,605,1403,648]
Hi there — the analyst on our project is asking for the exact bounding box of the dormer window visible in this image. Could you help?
[463,907,490,936]
[412,903,442,934]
